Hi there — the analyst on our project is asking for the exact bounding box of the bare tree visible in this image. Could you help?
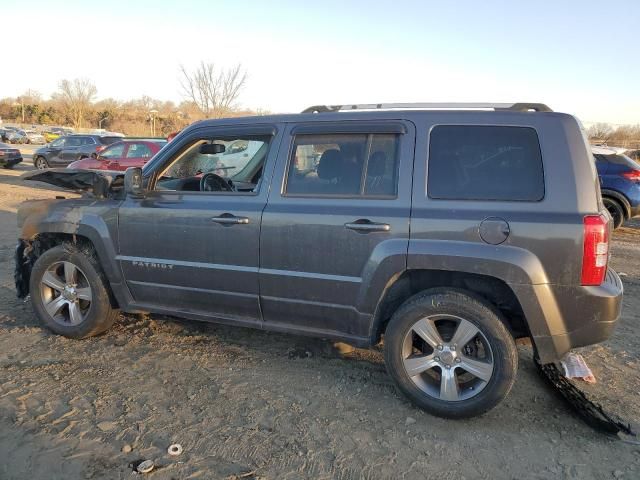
[587,122,614,142]
[56,78,97,129]
[179,62,247,118]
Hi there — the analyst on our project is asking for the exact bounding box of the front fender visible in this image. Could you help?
[17,199,128,306]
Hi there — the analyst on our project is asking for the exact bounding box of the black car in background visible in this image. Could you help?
[0,142,23,169]
[32,134,122,169]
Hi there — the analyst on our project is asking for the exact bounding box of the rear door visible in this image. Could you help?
[259,121,414,341]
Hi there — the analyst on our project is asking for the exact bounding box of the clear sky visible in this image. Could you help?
[1,0,638,124]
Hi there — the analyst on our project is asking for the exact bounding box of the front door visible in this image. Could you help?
[59,136,83,165]
[109,142,154,170]
[46,137,66,165]
[259,121,415,341]
[117,124,281,324]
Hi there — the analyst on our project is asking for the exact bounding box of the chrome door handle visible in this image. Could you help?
[211,214,250,225]
[344,219,391,232]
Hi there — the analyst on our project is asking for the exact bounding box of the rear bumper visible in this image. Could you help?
[512,269,623,364]
[0,156,22,167]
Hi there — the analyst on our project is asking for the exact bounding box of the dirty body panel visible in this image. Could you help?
[408,112,623,363]
[14,110,623,364]
[15,196,129,308]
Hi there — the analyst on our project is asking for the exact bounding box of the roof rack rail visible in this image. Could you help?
[301,102,553,114]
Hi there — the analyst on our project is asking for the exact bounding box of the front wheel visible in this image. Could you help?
[34,156,49,169]
[384,289,518,419]
[29,244,119,338]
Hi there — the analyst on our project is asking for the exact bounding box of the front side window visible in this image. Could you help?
[155,135,271,194]
[65,137,83,147]
[428,125,544,201]
[50,137,65,148]
[127,143,152,158]
[100,143,125,159]
[285,133,399,197]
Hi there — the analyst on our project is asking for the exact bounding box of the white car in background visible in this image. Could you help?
[217,139,263,171]
[25,130,46,144]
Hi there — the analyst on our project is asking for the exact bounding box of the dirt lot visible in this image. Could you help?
[1,163,639,480]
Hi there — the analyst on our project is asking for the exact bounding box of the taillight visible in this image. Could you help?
[622,170,640,181]
[581,215,609,286]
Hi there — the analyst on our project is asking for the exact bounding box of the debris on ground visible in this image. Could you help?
[122,444,132,453]
[168,443,183,456]
[536,358,636,436]
[561,352,597,384]
[136,460,155,474]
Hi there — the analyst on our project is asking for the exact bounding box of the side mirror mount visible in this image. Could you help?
[124,167,144,198]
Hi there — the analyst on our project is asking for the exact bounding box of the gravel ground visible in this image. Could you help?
[1,163,639,479]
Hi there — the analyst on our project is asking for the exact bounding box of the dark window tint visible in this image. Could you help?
[82,137,96,145]
[100,136,123,145]
[286,133,399,196]
[65,137,83,147]
[428,125,544,201]
[599,153,638,168]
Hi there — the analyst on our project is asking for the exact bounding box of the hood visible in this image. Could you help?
[21,168,123,198]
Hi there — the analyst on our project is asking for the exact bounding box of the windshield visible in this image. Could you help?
[162,138,268,181]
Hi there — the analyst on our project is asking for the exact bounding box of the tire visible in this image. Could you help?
[29,244,119,339]
[603,197,625,229]
[34,156,49,169]
[384,288,518,419]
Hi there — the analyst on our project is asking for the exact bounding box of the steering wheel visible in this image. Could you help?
[200,173,235,192]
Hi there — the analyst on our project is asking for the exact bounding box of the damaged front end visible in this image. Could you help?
[15,169,124,299]
[15,237,50,299]
[21,168,124,199]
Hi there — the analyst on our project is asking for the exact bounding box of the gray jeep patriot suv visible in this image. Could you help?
[15,102,623,418]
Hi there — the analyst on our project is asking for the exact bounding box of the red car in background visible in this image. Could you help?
[67,139,167,171]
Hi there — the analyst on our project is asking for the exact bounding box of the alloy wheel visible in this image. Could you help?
[401,314,494,401]
[39,261,93,326]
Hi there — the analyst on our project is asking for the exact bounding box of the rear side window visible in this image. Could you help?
[599,153,638,168]
[428,126,544,201]
[285,133,399,197]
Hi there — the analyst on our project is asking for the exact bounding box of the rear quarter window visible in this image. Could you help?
[428,125,544,201]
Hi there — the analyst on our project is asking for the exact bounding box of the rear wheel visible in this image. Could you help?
[29,244,119,338]
[384,289,518,418]
[603,197,625,229]
[34,156,49,169]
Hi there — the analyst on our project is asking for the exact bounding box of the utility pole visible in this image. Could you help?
[149,109,158,136]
